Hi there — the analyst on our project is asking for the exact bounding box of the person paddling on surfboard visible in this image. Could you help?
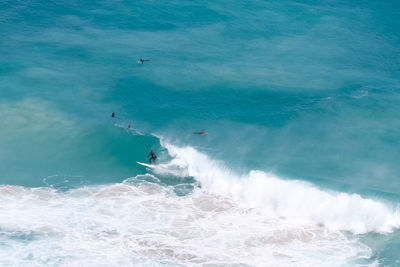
[138,58,150,64]
[147,150,157,164]
[194,130,208,135]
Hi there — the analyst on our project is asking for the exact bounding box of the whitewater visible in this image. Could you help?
[1,0,400,265]
[0,138,398,266]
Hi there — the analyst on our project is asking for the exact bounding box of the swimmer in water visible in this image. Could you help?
[194,130,208,135]
[138,58,150,64]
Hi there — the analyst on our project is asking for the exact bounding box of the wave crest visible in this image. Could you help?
[161,142,400,234]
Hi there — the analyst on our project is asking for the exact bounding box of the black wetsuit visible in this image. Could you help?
[147,151,157,164]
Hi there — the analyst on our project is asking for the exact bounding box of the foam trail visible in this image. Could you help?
[114,123,145,136]
[161,142,400,234]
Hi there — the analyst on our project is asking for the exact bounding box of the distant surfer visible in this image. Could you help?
[194,130,208,135]
[111,112,115,118]
[147,150,157,164]
[138,58,150,64]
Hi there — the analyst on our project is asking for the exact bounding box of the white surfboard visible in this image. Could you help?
[137,162,156,168]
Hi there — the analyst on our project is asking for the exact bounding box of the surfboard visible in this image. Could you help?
[137,162,156,168]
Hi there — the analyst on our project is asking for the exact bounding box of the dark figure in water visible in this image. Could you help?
[147,150,157,164]
[194,130,208,135]
[111,112,115,118]
[138,58,150,64]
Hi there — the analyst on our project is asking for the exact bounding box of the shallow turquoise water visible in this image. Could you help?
[1,0,400,265]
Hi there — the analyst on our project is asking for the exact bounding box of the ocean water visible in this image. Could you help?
[1,0,400,265]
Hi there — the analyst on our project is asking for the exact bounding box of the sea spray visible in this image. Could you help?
[161,142,400,234]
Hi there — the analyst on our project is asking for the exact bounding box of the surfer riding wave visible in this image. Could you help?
[147,150,157,164]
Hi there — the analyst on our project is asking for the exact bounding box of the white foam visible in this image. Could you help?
[0,182,374,266]
[0,142,396,265]
[161,142,400,234]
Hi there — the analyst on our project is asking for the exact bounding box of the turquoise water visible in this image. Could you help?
[1,0,400,265]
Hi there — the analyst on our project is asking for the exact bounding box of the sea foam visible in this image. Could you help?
[158,142,400,234]
[0,181,374,266]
